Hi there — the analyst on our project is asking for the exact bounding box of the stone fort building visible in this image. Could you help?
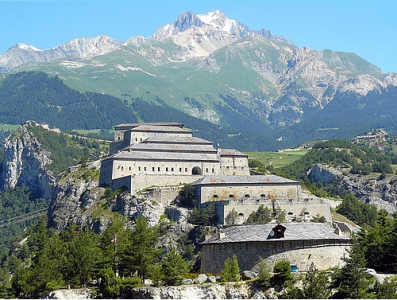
[99,122,333,224]
[201,223,351,273]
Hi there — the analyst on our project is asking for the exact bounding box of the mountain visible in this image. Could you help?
[0,35,122,73]
[1,10,396,148]
[152,10,292,44]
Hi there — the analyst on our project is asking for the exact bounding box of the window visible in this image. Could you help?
[121,167,124,171]
[144,167,146,171]
[158,167,161,171]
[179,168,182,172]
[229,194,234,198]
[152,167,155,172]
[245,194,250,198]
[185,168,187,172]
[212,168,215,173]
[171,167,174,172]
[261,194,266,198]
[213,194,219,199]
[166,167,169,172]
[129,167,132,171]
[206,168,208,173]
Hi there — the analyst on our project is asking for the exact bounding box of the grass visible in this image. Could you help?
[246,149,308,169]
[0,124,20,131]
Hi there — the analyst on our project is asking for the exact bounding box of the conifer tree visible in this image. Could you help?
[222,254,241,282]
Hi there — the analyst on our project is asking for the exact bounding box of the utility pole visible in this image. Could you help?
[111,234,119,277]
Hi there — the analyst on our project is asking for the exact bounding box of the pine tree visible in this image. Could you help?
[222,254,241,282]
[161,248,189,286]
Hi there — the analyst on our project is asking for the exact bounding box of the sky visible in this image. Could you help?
[1,0,397,73]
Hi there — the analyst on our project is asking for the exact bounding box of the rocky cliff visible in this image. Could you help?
[0,121,55,199]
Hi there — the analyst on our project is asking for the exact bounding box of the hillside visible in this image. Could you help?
[0,71,281,151]
[2,11,396,149]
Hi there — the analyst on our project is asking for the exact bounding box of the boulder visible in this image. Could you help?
[241,270,257,280]
[182,278,193,285]
[193,274,208,284]
[207,276,216,283]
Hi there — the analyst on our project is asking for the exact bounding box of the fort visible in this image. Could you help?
[99,122,335,224]
[99,122,351,271]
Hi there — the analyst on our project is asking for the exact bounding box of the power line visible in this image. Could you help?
[0,208,47,228]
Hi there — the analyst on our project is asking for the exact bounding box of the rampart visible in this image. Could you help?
[201,239,349,274]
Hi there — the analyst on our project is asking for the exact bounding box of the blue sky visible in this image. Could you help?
[1,0,396,73]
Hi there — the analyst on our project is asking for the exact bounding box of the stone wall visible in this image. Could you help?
[124,174,204,195]
[110,159,220,180]
[141,186,182,205]
[220,156,250,176]
[220,198,332,224]
[201,239,350,274]
[198,183,300,205]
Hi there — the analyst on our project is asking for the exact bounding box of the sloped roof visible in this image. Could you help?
[201,223,351,245]
[191,175,299,186]
[124,143,217,153]
[144,135,213,145]
[109,150,219,162]
[220,149,247,157]
[114,122,184,129]
[130,125,191,133]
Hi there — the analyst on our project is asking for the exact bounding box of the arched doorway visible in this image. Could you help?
[192,166,202,175]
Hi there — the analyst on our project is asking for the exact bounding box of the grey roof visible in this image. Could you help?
[114,122,184,129]
[220,149,247,157]
[110,150,219,162]
[130,125,191,133]
[191,175,299,186]
[124,143,217,153]
[201,223,351,245]
[144,135,213,145]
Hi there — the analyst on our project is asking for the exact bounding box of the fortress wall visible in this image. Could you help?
[112,176,132,192]
[99,159,114,186]
[141,186,182,205]
[111,159,220,180]
[201,240,349,274]
[219,199,332,224]
[220,156,250,176]
[131,174,204,195]
[199,183,300,205]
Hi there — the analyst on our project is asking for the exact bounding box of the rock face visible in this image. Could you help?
[128,282,254,299]
[308,164,343,184]
[1,122,55,199]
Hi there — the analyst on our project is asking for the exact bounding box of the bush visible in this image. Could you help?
[272,259,293,286]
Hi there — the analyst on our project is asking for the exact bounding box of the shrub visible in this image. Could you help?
[272,259,293,286]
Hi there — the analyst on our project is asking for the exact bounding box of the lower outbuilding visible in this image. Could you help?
[200,222,351,274]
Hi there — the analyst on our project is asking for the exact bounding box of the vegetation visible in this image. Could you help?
[222,254,241,282]
[272,259,293,286]
[187,205,218,226]
[26,125,109,175]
